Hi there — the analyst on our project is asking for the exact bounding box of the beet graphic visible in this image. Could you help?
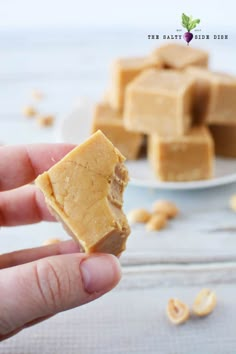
[183,32,193,45]
[181,13,200,46]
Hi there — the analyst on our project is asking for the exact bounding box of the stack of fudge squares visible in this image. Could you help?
[92,43,236,182]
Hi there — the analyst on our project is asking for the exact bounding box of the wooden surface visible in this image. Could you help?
[1,29,236,353]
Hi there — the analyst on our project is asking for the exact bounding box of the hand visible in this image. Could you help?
[0,144,121,341]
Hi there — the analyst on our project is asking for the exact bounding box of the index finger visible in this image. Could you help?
[0,144,75,191]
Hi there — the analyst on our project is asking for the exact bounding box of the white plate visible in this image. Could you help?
[57,98,236,190]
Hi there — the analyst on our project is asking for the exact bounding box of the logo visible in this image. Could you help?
[147,13,228,42]
[181,13,200,45]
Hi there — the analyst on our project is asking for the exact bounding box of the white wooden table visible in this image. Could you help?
[1,29,236,353]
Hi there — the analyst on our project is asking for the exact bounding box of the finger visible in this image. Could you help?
[0,143,75,191]
[0,328,22,342]
[0,240,82,269]
[23,315,52,328]
[0,253,121,339]
[0,316,52,341]
[0,185,54,226]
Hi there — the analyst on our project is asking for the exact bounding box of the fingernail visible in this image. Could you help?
[80,254,121,294]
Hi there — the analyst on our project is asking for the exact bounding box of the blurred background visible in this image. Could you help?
[1,0,236,145]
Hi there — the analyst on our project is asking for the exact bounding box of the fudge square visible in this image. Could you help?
[152,43,208,70]
[124,69,195,136]
[186,66,236,124]
[35,131,130,256]
[209,123,236,158]
[92,102,143,160]
[185,66,211,124]
[110,56,162,112]
[148,126,214,182]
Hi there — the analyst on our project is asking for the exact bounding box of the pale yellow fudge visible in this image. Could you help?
[186,66,236,124]
[35,131,130,256]
[209,124,236,158]
[102,89,111,103]
[148,126,214,181]
[92,102,143,160]
[152,43,208,70]
[110,56,162,112]
[124,69,195,136]
[185,66,211,124]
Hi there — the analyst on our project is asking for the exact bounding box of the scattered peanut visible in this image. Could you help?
[32,89,44,101]
[192,288,217,317]
[152,200,179,219]
[127,208,151,223]
[166,298,190,325]
[146,213,167,231]
[22,105,37,118]
[229,195,236,212]
[37,115,55,127]
[43,238,62,246]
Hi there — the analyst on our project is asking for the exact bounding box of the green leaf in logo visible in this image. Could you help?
[181,13,200,32]
[182,13,190,30]
[189,19,200,30]
[182,13,189,22]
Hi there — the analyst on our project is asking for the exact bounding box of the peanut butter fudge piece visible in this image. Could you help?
[124,69,195,136]
[186,66,236,124]
[209,124,236,158]
[35,131,130,256]
[185,66,211,124]
[152,43,208,70]
[92,103,143,160]
[110,56,162,112]
[148,126,214,181]
[102,89,111,103]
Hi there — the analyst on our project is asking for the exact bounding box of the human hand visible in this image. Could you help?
[0,144,121,341]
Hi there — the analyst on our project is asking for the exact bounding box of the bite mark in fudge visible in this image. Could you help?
[92,102,143,160]
[148,126,214,182]
[35,131,130,256]
[124,69,195,136]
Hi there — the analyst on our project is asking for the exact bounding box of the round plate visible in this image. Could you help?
[56,98,236,190]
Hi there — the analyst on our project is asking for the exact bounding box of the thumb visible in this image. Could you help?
[0,253,121,339]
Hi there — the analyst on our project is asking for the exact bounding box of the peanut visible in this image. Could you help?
[146,213,167,231]
[32,89,44,101]
[43,238,61,246]
[37,115,55,127]
[192,288,217,317]
[152,200,179,219]
[127,208,151,224]
[166,298,190,325]
[230,195,236,212]
[22,105,37,118]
